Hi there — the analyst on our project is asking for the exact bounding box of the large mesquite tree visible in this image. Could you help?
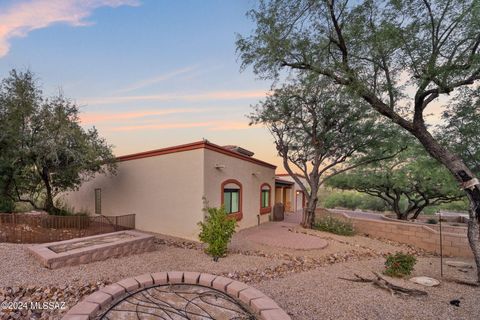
[237,0,480,281]
[250,77,403,228]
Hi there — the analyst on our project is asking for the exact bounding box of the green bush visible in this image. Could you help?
[384,252,417,277]
[437,200,469,212]
[324,192,361,209]
[314,215,355,236]
[358,196,389,212]
[324,191,388,212]
[426,218,438,224]
[0,196,14,213]
[198,206,237,261]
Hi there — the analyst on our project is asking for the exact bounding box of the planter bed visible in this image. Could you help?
[28,230,154,269]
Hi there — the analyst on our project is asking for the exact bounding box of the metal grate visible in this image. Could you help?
[99,284,256,320]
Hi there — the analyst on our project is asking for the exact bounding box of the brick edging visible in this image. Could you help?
[61,271,291,320]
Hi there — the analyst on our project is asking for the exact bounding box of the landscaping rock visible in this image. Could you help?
[0,281,110,320]
[409,276,440,287]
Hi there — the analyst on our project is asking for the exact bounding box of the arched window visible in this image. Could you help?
[221,179,243,221]
[260,183,272,214]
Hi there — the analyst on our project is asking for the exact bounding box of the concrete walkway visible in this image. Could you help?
[235,211,328,251]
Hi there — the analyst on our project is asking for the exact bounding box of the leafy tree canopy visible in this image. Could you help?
[439,88,480,176]
[327,144,465,219]
[0,70,116,214]
[250,76,404,227]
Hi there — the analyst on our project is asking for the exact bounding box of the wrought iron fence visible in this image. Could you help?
[0,213,135,243]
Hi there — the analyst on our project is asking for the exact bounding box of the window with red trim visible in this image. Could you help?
[260,183,271,214]
[221,180,243,220]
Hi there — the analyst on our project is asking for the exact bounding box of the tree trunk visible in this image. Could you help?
[41,167,55,214]
[411,206,426,220]
[302,197,318,229]
[467,217,480,283]
[406,125,480,282]
[393,203,408,220]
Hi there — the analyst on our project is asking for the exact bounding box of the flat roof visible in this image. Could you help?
[276,173,306,179]
[275,178,294,186]
[116,140,277,169]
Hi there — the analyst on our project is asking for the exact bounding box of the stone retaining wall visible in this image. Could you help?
[322,210,472,257]
[380,214,468,235]
[62,271,291,320]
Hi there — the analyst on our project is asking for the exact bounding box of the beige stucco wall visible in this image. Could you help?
[202,149,276,230]
[275,175,307,212]
[63,149,205,241]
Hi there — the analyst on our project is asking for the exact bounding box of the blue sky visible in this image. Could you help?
[0,0,282,168]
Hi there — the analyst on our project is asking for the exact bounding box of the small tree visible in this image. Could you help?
[327,145,465,220]
[0,70,41,211]
[30,95,116,214]
[250,76,403,228]
[198,206,237,261]
[0,69,116,214]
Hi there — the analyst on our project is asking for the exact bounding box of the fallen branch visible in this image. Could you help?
[443,277,480,287]
[339,272,428,297]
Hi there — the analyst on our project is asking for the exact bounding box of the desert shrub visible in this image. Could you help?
[53,199,77,216]
[0,196,14,213]
[437,200,469,212]
[384,252,417,277]
[198,206,237,261]
[324,191,388,212]
[358,196,389,212]
[426,218,438,224]
[324,191,362,209]
[314,215,355,236]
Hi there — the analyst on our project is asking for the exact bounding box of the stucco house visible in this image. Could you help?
[63,140,276,241]
[274,174,307,213]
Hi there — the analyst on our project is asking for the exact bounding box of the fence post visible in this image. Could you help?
[13,213,16,243]
[115,216,118,231]
[439,212,443,278]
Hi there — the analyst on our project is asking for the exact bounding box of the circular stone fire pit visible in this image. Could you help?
[62,271,290,320]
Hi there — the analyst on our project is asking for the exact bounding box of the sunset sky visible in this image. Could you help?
[0,0,283,168]
[0,0,451,172]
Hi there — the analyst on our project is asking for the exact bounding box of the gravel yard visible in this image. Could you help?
[0,241,287,288]
[257,257,478,320]
[0,227,478,319]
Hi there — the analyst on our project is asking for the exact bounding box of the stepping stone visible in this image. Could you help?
[446,261,473,269]
[410,276,440,287]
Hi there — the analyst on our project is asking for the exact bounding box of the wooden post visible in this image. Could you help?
[439,212,443,278]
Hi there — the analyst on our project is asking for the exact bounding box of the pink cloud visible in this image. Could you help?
[108,120,253,132]
[109,121,213,131]
[208,121,251,131]
[0,0,139,57]
[80,89,270,105]
[79,108,202,124]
